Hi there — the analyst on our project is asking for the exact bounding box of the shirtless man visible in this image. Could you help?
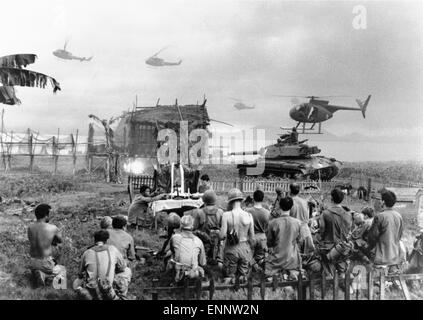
[27,203,63,287]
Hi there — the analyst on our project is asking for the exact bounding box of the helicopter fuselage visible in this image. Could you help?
[289,102,333,123]
[53,49,91,62]
[53,49,73,60]
[145,56,182,67]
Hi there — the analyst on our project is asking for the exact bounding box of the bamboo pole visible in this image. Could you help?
[28,130,34,171]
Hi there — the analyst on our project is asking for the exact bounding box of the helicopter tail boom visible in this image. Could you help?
[356,95,371,118]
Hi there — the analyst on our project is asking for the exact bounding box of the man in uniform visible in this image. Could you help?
[220,188,255,284]
[265,197,305,281]
[246,190,270,270]
[368,190,404,274]
[318,188,353,276]
[27,203,65,287]
[270,187,284,219]
[107,215,134,297]
[193,190,224,266]
[75,230,128,300]
[168,215,207,283]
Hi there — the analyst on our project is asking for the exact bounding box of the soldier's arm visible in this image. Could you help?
[128,237,136,261]
[115,249,127,273]
[198,242,207,267]
[53,226,63,245]
[318,212,326,236]
[78,252,87,278]
[219,214,228,240]
[367,215,381,248]
[266,222,275,248]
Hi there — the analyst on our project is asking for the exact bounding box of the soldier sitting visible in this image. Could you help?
[27,204,66,288]
[167,215,206,284]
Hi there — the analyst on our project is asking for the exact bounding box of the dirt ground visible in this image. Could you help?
[0,172,422,300]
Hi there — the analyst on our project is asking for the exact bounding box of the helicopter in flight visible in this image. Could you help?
[275,95,371,133]
[230,97,255,110]
[52,41,93,62]
[145,47,182,67]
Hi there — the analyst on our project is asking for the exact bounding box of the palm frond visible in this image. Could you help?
[0,67,61,93]
[0,54,37,69]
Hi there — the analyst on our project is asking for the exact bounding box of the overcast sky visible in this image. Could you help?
[1,0,423,140]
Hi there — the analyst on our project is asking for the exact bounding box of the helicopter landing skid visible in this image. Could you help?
[281,122,323,134]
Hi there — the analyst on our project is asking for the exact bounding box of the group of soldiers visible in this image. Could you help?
[154,183,409,290]
[26,180,411,299]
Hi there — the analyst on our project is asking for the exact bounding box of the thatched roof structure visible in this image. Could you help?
[112,101,210,157]
[127,104,210,127]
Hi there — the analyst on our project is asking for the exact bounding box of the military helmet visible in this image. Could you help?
[227,188,244,203]
[202,190,217,206]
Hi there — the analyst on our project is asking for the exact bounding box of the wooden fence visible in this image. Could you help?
[210,179,342,194]
[142,268,423,300]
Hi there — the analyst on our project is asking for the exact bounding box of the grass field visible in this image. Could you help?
[0,170,422,300]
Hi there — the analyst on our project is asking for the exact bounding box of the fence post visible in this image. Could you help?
[195,278,202,300]
[247,274,253,300]
[297,269,303,300]
[28,132,34,172]
[309,271,315,300]
[368,269,373,300]
[209,276,215,300]
[152,278,159,300]
[72,131,78,175]
[321,270,326,300]
[87,123,94,173]
[52,136,57,174]
[183,277,190,300]
[379,272,385,300]
[333,272,339,300]
[106,155,111,183]
[260,273,266,300]
[345,267,351,300]
[367,178,371,202]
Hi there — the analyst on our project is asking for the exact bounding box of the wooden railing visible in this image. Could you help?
[142,269,423,300]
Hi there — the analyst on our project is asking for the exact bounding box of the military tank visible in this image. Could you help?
[232,137,342,180]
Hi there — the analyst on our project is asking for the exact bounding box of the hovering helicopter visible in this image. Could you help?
[275,95,371,134]
[229,97,255,110]
[53,41,92,62]
[145,47,182,67]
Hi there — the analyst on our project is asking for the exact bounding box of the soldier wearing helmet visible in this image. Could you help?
[193,190,224,267]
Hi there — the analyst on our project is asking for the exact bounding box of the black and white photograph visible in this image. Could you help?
[1,0,423,307]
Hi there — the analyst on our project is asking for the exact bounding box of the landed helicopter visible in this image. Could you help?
[230,97,255,110]
[275,95,371,133]
[53,41,93,62]
[145,47,182,67]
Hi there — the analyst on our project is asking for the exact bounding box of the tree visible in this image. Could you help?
[0,54,60,105]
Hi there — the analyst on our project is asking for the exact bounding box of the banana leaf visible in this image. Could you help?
[0,86,21,105]
[0,54,37,69]
[0,67,61,93]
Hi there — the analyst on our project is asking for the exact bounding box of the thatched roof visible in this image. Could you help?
[126,104,210,127]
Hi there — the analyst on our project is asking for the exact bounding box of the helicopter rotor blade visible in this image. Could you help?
[210,118,234,127]
[229,97,242,102]
[152,46,169,57]
[272,95,307,98]
[273,95,352,98]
